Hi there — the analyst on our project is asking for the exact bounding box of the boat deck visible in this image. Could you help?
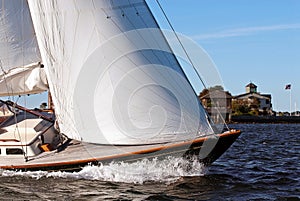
[0,139,193,171]
[0,130,241,171]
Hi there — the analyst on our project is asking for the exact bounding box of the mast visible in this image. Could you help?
[48,91,54,111]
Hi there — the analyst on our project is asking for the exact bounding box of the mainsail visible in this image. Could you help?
[28,0,214,144]
[0,0,48,96]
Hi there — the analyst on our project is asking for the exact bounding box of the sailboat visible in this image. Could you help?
[0,0,241,171]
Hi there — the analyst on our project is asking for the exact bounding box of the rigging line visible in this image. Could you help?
[144,1,201,101]
[0,59,6,74]
[155,0,207,90]
[21,0,29,160]
[145,1,212,129]
[100,2,211,132]
[11,97,28,161]
[110,2,207,125]
[107,5,211,131]
[154,1,228,130]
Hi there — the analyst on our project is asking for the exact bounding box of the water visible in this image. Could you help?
[0,124,299,200]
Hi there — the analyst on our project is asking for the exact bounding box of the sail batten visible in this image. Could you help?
[28,0,213,144]
[0,0,48,96]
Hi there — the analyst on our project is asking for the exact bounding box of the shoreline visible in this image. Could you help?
[230,115,300,124]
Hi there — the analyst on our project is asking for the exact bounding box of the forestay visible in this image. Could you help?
[0,0,48,96]
[28,0,214,144]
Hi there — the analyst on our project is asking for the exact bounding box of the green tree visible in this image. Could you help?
[232,99,251,115]
[208,85,224,91]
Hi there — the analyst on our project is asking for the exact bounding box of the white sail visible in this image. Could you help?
[0,0,48,96]
[28,0,214,144]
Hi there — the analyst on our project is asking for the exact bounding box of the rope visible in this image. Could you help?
[155,0,207,89]
[11,98,28,161]
[21,0,29,161]
[155,0,229,131]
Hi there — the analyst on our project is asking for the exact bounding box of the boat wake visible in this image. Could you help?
[0,157,205,184]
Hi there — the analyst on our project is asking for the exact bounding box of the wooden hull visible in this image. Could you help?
[0,130,241,172]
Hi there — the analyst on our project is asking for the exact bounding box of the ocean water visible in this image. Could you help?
[0,124,299,200]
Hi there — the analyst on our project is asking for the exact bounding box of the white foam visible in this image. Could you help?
[0,157,205,184]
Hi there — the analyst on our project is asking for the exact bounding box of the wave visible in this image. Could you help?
[0,156,205,184]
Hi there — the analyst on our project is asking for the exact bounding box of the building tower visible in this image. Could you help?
[246,82,257,93]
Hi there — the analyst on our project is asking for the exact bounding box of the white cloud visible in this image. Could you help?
[192,23,300,40]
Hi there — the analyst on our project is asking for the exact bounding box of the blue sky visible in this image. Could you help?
[15,0,300,112]
[148,0,300,112]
